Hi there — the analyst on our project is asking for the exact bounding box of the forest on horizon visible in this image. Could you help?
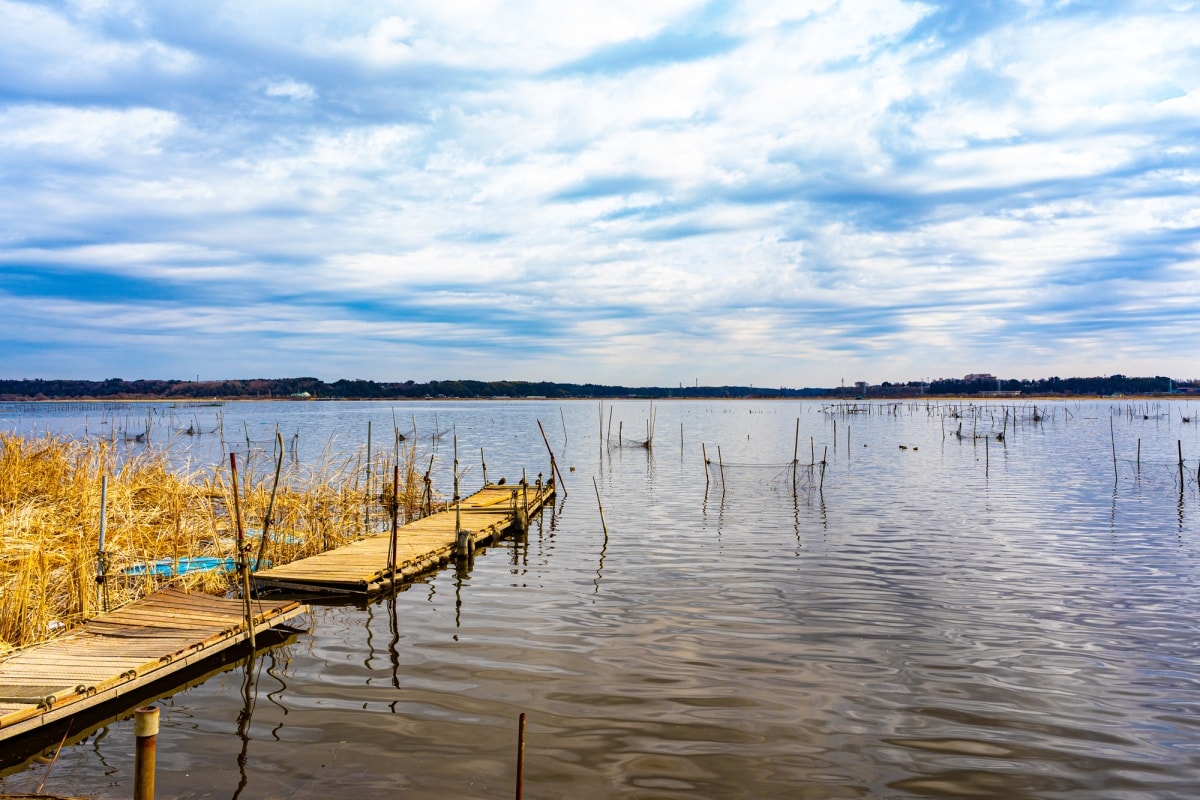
[1,374,1195,401]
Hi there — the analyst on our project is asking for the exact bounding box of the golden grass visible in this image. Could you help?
[0,432,429,652]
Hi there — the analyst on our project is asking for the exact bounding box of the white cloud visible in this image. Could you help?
[1,0,1199,384]
[264,79,317,101]
[0,105,180,158]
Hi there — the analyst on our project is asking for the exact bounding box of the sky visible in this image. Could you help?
[1,0,1198,388]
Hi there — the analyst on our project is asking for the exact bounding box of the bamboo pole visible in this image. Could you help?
[229,452,255,651]
[1110,418,1118,481]
[454,434,462,541]
[537,419,568,495]
[792,418,799,488]
[96,473,109,614]
[365,420,372,534]
[593,477,609,538]
[255,431,284,571]
[389,463,399,577]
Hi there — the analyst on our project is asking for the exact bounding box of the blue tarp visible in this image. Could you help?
[122,557,236,577]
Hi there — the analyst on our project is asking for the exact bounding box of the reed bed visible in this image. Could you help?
[0,432,428,652]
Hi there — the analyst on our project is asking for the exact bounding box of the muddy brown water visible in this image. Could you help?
[2,399,1199,798]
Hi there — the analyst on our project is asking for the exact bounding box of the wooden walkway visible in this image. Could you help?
[253,481,555,595]
[0,589,305,744]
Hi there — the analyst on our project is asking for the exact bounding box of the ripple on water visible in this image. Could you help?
[3,400,1200,798]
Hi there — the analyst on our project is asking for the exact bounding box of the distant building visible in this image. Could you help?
[964,373,995,382]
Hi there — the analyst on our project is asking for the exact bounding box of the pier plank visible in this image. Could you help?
[253,482,554,594]
[0,589,306,743]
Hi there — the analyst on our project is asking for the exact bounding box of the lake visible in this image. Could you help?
[2,398,1199,798]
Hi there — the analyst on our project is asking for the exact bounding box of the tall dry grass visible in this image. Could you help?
[0,432,429,652]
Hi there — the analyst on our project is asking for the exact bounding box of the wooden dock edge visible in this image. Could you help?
[0,603,307,743]
[252,482,555,596]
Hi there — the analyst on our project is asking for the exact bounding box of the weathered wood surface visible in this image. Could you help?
[253,482,555,594]
[0,589,305,743]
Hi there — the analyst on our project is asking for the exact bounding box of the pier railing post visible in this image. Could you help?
[134,705,159,800]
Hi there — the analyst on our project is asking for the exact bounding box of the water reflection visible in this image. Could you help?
[231,656,256,800]
[4,399,1200,798]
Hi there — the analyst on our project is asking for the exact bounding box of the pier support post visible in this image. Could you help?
[134,706,159,800]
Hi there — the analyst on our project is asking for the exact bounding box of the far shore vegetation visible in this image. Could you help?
[2,374,1197,402]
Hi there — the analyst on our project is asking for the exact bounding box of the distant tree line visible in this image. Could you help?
[0,374,1193,401]
[921,374,1186,397]
[0,377,821,401]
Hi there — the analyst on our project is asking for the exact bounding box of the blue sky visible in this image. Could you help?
[1,0,1198,387]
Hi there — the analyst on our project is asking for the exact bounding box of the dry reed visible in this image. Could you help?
[0,432,429,652]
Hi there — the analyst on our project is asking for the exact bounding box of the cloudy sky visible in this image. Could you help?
[1,1,1197,387]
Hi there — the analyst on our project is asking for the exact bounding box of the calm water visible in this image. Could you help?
[3,398,1200,798]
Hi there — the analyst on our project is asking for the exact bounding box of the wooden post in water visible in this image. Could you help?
[229,452,255,651]
[1179,440,1185,489]
[1137,439,1141,474]
[701,442,709,488]
[515,712,526,800]
[481,448,488,485]
[133,706,159,800]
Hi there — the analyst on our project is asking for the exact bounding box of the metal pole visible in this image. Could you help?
[133,706,159,800]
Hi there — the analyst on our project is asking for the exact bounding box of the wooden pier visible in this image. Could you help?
[253,481,555,595]
[0,589,305,745]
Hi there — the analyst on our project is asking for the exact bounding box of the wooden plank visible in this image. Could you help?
[0,588,307,743]
[253,482,554,594]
